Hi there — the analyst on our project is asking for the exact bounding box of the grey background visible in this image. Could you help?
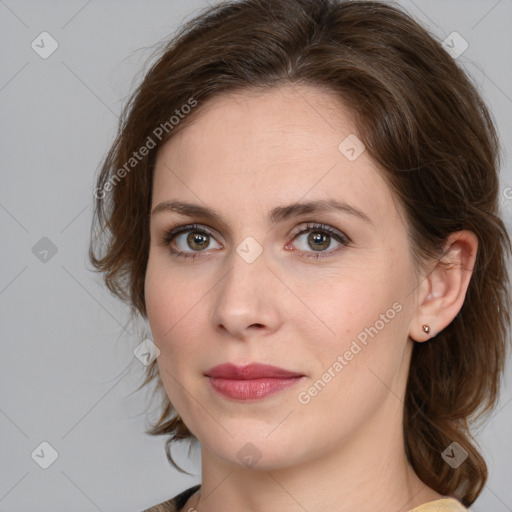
[0,1,511,511]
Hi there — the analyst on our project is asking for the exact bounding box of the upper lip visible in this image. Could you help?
[205,363,304,379]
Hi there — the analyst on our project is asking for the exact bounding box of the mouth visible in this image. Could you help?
[204,363,305,401]
[205,362,304,379]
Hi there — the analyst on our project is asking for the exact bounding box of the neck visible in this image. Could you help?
[186,400,443,512]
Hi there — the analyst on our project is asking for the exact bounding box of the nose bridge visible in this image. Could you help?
[211,238,281,337]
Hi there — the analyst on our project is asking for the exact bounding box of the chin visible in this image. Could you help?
[200,427,310,471]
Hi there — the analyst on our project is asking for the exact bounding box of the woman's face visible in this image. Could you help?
[145,84,421,470]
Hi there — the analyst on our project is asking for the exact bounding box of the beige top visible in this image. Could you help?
[140,485,468,512]
[409,498,468,511]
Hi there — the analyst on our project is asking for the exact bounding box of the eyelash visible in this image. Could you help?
[158,222,351,260]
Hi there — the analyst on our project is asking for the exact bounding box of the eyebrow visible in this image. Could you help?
[150,198,372,225]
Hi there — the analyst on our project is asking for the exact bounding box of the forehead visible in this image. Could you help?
[152,84,397,225]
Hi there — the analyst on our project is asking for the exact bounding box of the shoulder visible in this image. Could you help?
[140,484,201,512]
[409,498,468,511]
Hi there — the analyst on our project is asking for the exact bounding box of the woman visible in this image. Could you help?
[89,1,511,511]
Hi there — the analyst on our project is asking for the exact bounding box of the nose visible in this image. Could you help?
[211,243,283,340]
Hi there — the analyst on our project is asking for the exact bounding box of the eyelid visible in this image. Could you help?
[286,222,351,259]
[289,222,351,244]
[159,223,222,247]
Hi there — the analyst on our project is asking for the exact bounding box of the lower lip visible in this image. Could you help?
[207,376,304,400]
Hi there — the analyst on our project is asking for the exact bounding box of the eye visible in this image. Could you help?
[159,222,351,261]
[159,223,222,259]
[287,223,350,259]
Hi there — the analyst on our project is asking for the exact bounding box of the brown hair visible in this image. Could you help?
[89,0,511,505]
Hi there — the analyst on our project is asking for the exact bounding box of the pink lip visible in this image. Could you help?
[205,363,304,401]
[205,363,303,379]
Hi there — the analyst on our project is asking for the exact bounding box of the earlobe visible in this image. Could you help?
[409,230,478,343]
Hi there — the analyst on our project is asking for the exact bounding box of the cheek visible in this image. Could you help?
[292,278,410,426]
[144,262,200,411]
[144,255,212,371]
[145,258,187,349]
[293,256,412,377]
[295,265,400,332]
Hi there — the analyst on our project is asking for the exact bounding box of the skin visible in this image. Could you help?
[144,84,478,512]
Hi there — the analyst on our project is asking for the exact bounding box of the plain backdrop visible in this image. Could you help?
[1,1,511,511]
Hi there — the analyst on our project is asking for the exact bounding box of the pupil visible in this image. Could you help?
[188,232,208,250]
[309,232,329,251]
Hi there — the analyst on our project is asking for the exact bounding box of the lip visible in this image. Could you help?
[205,363,305,401]
[205,363,304,379]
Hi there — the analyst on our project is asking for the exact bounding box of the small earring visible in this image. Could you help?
[422,324,431,335]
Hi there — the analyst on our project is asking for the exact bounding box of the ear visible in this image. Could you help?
[408,230,478,342]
